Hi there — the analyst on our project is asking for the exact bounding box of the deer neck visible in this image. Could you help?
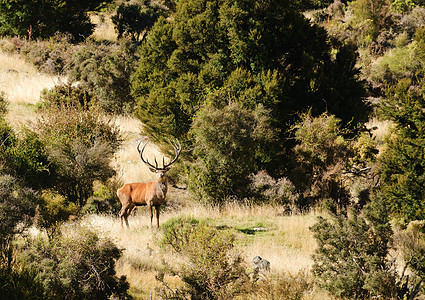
[154,177,168,199]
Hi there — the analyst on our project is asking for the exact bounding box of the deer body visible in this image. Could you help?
[117,139,180,229]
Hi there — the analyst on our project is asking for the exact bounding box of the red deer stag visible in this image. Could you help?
[117,138,181,229]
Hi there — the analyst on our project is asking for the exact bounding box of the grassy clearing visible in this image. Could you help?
[82,203,325,299]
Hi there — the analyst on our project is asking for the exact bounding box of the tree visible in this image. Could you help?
[379,78,425,222]
[132,0,369,176]
[0,0,112,42]
[69,41,138,113]
[112,2,166,42]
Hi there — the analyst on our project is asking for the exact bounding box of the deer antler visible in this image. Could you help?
[163,139,181,170]
[137,138,181,170]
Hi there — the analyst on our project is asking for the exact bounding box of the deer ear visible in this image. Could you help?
[165,167,171,171]
[149,167,156,173]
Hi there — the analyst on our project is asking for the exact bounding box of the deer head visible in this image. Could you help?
[137,138,181,181]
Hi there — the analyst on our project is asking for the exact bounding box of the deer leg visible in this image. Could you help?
[148,204,153,229]
[119,206,126,227]
[155,205,160,229]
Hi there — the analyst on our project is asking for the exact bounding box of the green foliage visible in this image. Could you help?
[0,173,44,299]
[22,225,131,299]
[132,0,369,149]
[0,175,40,267]
[350,0,392,41]
[69,40,138,113]
[369,43,423,85]
[158,216,249,299]
[82,181,123,215]
[112,2,166,42]
[187,101,277,204]
[0,265,45,300]
[311,195,396,299]
[36,191,78,239]
[0,94,53,190]
[291,112,353,207]
[40,84,93,108]
[379,79,425,221]
[159,216,201,253]
[34,100,121,207]
[0,0,113,42]
[391,0,416,13]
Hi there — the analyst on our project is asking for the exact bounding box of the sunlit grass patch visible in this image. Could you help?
[90,13,118,42]
[0,50,63,105]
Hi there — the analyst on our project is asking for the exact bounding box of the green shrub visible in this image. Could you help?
[187,101,276,204]
[36,191,78,239]
[311,195,396,299]
[40,84,94,108]
[34,102,121,208]
[0,175,40,267]
[158,216,249,299]
[21,225,131,299]
[69,40,137,113]
[291,112,353,208]
[159,216,201,253]
[82,181,122,215]
[0,265,45,300]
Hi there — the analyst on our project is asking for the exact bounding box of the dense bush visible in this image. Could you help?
[132,0,369,173]
[379,79,425,222]
[34,98,121,207]
[0,265,45,300]
[35,191,78,239]
[12,33,76,74]
[311,195,397,299]
[249,170,299,206]
[187,101,276,204]
[291,112,353,208]
[0,0,113,42]
[158,216,249,299]
[248,270,312,300]
[112,2,166,42]
[22,225,131,299]
[69,40,138,113]
[0,175,40,267]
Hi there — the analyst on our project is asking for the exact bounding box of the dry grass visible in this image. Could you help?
[82,203,326,299]
[0,50,65,129]
[90,13,118,42]
[366,116,393,144]
[0,50,63,105]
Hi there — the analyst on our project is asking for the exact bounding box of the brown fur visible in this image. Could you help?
[117,170,168,229]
